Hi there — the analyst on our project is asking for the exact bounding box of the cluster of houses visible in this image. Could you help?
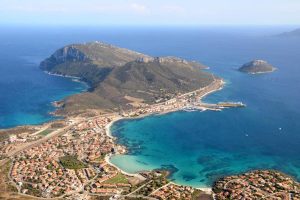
[121,78,224,118]
[11,157,82,197]
[85,164,131,195]
[213,170,300,199]
[0,131,41,158]
[151,184,198,200]
[10,116,125,198]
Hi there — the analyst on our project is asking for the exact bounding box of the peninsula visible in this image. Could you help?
[239,60,276,74]
[40,41,213,114]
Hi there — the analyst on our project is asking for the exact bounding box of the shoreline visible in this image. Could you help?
[105,153,212,193]
[44,70,90,91]
[103,79,226,193]
[105,116,214,192]
[44,71,81,80]
[0,71,89,131]
[104,154,146,180]
[240,68,277,75]
[200,79,225,99]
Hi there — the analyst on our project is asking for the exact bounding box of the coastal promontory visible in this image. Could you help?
[40,41,215,113]
[239,60,276,74]
[278,28,300,37]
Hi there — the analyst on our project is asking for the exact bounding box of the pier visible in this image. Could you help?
[184,102,246,112]
[216,102,246,108]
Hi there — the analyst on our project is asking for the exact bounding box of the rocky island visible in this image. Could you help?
[239,60,276,74]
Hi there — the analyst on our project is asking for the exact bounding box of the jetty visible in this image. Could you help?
[216,102,246,108]
[184,101,246,111]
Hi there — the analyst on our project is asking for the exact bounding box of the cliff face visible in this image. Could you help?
[40,42,151,85]
[40,46,88,71]
[40,41,214,113]
[239,60,276,74]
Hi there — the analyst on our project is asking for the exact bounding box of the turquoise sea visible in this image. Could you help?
[1,26,300,188]
[109,27,300,187]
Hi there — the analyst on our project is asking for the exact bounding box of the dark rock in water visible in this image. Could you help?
[239,60,276,74]
[182,173,197,181]
[159,164,179,177]
[197,155,215,164]
[52,100,65,108]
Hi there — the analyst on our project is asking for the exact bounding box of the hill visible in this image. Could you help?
[278,28,300,37]
[40,41,151,85]
[40,42,214,113]
[239,60,276,74]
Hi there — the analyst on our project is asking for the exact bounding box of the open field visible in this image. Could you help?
[59,155,87,169]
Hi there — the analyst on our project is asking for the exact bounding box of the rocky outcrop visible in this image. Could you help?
[136,56,207,69]
[40,46,88,71]
[239,60,276,74]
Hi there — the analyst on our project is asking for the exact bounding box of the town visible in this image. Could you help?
[0,78,246,199]
[3,114,210,199]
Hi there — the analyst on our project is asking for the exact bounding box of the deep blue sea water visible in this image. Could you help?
[1,26,300,188]
[0,28,90,128]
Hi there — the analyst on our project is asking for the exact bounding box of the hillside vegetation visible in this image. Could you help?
[40,41,215,113]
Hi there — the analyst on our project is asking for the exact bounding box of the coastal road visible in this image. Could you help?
[126,180,153,196]
[1,115,100,167]
[4,114,109,158]
[6,124,73,158]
